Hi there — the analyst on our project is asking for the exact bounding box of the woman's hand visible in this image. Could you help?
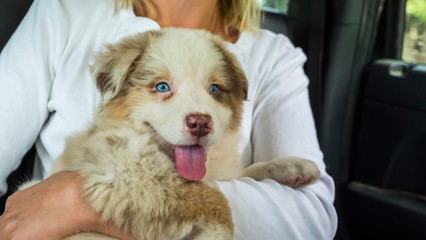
[0,171,135,240]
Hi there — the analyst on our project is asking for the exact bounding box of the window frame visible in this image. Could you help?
[372,0,407,60]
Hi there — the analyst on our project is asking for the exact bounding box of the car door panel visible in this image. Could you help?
[345,59,426,239]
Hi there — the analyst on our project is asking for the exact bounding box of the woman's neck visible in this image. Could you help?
[137,0,239,43]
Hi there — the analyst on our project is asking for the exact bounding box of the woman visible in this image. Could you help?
[0,0,337,239]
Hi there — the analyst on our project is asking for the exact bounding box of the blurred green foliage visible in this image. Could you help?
[403,0,426,64]
[406,0,426,21]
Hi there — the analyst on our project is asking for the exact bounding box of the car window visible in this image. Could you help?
[402,0,426,64]
[259,0,290,14]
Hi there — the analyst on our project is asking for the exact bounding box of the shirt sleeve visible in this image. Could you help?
[0,0,59,196]
[215,34,338,239]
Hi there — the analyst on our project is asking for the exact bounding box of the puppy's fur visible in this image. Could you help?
[22,29,320,240]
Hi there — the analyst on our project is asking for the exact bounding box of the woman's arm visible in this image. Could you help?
[0,0,60,196]
[216,177,336,239]
[0,171,135,240]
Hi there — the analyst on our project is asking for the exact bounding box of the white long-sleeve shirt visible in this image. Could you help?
[0,0,337,239]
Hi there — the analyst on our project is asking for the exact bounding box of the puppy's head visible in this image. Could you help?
[92,28,248,180]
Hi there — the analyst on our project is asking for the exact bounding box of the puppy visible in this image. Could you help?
[21,28,320,240]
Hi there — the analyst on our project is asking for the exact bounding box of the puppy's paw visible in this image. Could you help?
[242,157,320,188]
[273,157,320,188]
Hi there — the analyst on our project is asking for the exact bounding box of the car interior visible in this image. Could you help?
[1,0,425,239]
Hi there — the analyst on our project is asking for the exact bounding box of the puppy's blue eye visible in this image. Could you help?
[156,83,170,92]
[209,85,219,94]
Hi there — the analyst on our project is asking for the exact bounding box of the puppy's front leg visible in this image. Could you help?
[242,157,320,188]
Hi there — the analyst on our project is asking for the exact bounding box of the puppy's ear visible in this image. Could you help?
[91,31,162,102]
[225,51,248,101]
[214,40,248,101]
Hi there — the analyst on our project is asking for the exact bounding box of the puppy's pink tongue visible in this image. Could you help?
[174,146,206,181]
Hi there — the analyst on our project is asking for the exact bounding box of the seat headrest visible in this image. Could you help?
[261,8,293,41]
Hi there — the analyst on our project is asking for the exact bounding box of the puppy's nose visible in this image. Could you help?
[185,114,212,138]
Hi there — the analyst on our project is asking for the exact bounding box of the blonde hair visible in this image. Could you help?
[115,0,260,33]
